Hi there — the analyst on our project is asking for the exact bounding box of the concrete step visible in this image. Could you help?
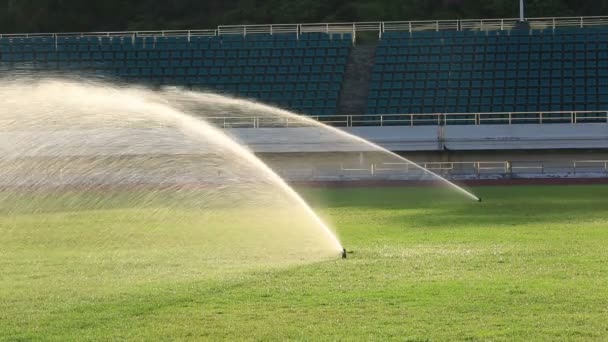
[337,43,377,115]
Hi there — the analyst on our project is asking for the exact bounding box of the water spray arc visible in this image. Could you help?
[0,78,344,267]
[165,90,481,202]
[0,76,483,276]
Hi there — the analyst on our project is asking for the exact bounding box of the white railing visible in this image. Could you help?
[1,16,607,40]
[370,159,608,175]
[373,159,608,175]
[205,111,608,128]
[275,159,608,181]
[323,159,608,178]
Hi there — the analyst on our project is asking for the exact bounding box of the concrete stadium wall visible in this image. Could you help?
[4,125,608,183]
[229,124,608,181]
[6,123,606,157]
[256,151,608,182]
[226,123,608,153]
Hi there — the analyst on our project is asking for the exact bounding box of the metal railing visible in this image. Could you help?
[363,161,511,174]
[205,111,608,128]
[376,160,608,175]
[275,159,608,181]
[379,159,608,175]
[335,159,608,177]
[1,16,608,40]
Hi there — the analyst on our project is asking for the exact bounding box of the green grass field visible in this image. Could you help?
[2,185,608,341]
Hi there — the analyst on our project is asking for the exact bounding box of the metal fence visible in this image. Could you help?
[205,111,608,128]
[276,159,608,181]
[374,159,608,176]
[1,16,608,39]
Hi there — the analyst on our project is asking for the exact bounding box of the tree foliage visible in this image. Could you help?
[0,0,607,33]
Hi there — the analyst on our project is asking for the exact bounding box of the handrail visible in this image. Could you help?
[1,15,608,39]
[395,160,608,170]
[344,159,608,178]
[276,158,608,180]
[206,111,608,128]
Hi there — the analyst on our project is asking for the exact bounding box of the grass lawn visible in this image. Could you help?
[1,185,608,340]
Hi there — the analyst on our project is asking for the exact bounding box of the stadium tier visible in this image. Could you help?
[368,27,608,124]
[2,18,608,123]
[0,33,351,116]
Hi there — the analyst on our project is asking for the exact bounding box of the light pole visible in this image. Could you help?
[519,0,525,22]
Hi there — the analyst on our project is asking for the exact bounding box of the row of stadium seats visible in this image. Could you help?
[371,80,608,89]
[24,56,608,71]
[368,96,608,113]
[376,59,608,69]
[0,42,347,51]
[396,89,607,97]
[368,27,608,115]
[0,41,351,51]
[381,35,608,46]
[1,55,348,69]
[0,46,349,57]
[9,65,345,84]
[374,68,608,78]
[0,32,351,43]
[0,34,353,51]
[382,27,608,38]
[377,47,608,57]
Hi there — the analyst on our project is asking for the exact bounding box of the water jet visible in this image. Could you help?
[164,90,480,202]
[0,77,344,275]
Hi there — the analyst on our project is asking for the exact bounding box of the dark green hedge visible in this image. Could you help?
[0,0,606,33]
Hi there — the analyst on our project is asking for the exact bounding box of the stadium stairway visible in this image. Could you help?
[337,42,377,115]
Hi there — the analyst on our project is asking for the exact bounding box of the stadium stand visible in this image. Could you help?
[1,17,608,122]
[0,32,352,116]
[368,27,608,123]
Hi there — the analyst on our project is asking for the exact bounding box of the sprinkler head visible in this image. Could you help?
[341,248,347,259]
[478,197,482,202]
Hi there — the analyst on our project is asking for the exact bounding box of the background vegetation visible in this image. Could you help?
[0,0,607,33]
